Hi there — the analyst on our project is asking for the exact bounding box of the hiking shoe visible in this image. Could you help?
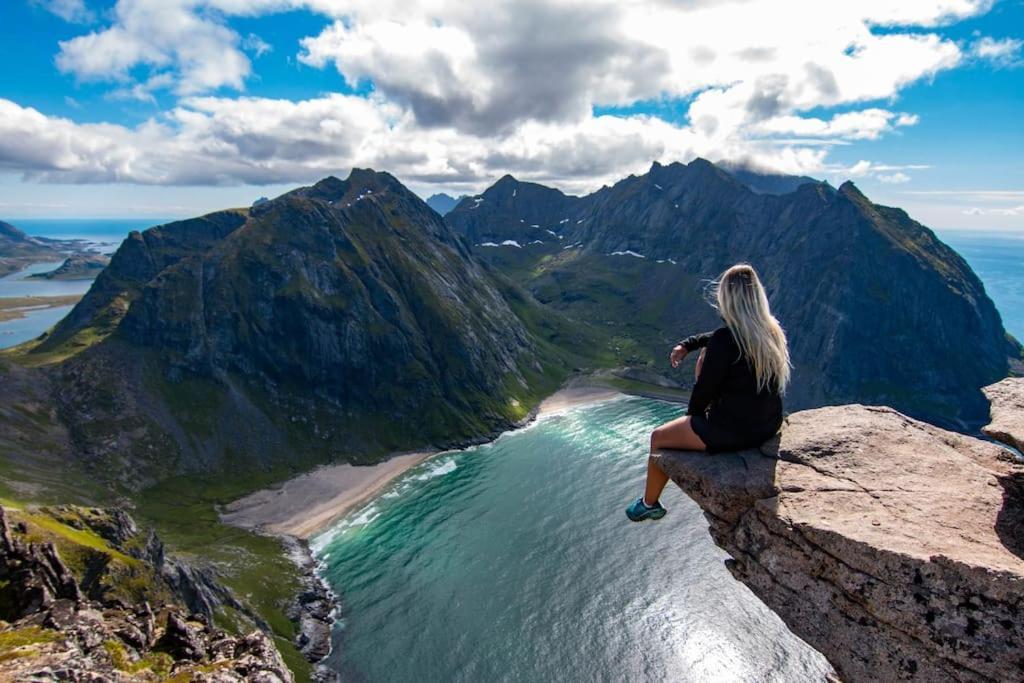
[626,497,666,522]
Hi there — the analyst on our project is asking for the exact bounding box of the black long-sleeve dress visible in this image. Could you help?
[679,326,783,452]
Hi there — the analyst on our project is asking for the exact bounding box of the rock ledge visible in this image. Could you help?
[654,403,1024,682]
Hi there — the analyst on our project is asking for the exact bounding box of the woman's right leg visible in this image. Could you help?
[644,415,707,505]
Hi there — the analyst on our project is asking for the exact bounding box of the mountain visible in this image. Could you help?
[8,169,571,492]
[425,192,463,216]
[446,158,1018,427]
[0,219,60,276]
[717,163,822,195]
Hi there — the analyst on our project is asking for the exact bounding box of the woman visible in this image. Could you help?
[626,263,791,522]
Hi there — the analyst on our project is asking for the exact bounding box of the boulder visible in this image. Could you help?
[983,377,1024,453]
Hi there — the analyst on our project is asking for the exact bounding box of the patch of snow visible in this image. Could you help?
[529,240,544,245]
[546,229,558,237]
[530,224,539,228]
[559,218,569,224]
[609,250,646,259]
[512,188,517,198]
[577,219,584,224]
[668,258,677,265]
[478,242,500,247]
[520,219,525,223]
[501,240,522,248]
[654,184,662,190]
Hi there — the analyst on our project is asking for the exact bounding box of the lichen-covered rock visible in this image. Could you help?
[0,505,295,682]
[983,377,1024,452]
[653,404,1024,682]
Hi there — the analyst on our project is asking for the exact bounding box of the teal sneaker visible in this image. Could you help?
[626,497,667,522]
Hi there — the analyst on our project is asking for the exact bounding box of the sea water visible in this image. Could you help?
[313,397,833,682]
[0,219,166,348]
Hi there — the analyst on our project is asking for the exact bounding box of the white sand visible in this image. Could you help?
[220,380,625,539]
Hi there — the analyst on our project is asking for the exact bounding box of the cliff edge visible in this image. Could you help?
[653,388,1024,682]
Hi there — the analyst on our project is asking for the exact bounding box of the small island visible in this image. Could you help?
[28,253,110,281]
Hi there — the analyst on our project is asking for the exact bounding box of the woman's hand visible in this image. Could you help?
[670,344,688,368]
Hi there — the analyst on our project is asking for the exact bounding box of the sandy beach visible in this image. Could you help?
[220,380,626,539]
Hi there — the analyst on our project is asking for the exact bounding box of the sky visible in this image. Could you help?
[0,0,1021,229]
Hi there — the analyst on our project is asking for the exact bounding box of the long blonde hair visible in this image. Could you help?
[710,264,791,393]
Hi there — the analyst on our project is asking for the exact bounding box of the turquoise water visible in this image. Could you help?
[313,397,833,682]
[938,230,1024,341]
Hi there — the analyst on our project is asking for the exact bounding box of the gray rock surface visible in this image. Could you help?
[0,506,294,682]
[983,377,1024,452]
[653,404,1024,682]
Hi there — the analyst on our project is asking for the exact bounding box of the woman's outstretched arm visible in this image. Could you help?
[679,331,714,351]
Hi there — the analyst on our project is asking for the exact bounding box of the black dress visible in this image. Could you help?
[680,327,783,452]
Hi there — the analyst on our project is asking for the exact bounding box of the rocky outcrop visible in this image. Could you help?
[282,536,334,680]
[653,404,1024,682]
[983,377,1024,452]
[0,506,294,681]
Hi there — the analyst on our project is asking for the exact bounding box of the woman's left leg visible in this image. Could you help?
[644,415,707,505]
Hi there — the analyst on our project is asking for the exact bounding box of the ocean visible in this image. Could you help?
[312,397,833,682]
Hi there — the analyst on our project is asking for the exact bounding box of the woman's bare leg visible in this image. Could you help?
[644,415,707,505]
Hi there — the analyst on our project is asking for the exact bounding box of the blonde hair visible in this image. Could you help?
[710,264,791,393]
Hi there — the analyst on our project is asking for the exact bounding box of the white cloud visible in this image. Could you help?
[33,0,94,23]
[963,204,1024,216]
[55,0,261,95]
[242,33,272,59]
[878,172,912,184]
[3,0,1005,196]
[971,36,1023,68]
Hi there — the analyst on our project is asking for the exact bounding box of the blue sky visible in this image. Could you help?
[0,0,1021,228]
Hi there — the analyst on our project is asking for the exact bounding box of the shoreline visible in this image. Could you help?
[220,379,630,540]
[218,375,674,677]
[0,294,83,323]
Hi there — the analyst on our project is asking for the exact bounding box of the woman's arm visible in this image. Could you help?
[671,329,716,367]
[679,331,714,352]
[686,331,730,417]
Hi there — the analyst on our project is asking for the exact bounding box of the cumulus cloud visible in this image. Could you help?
[3,0,1005,192]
